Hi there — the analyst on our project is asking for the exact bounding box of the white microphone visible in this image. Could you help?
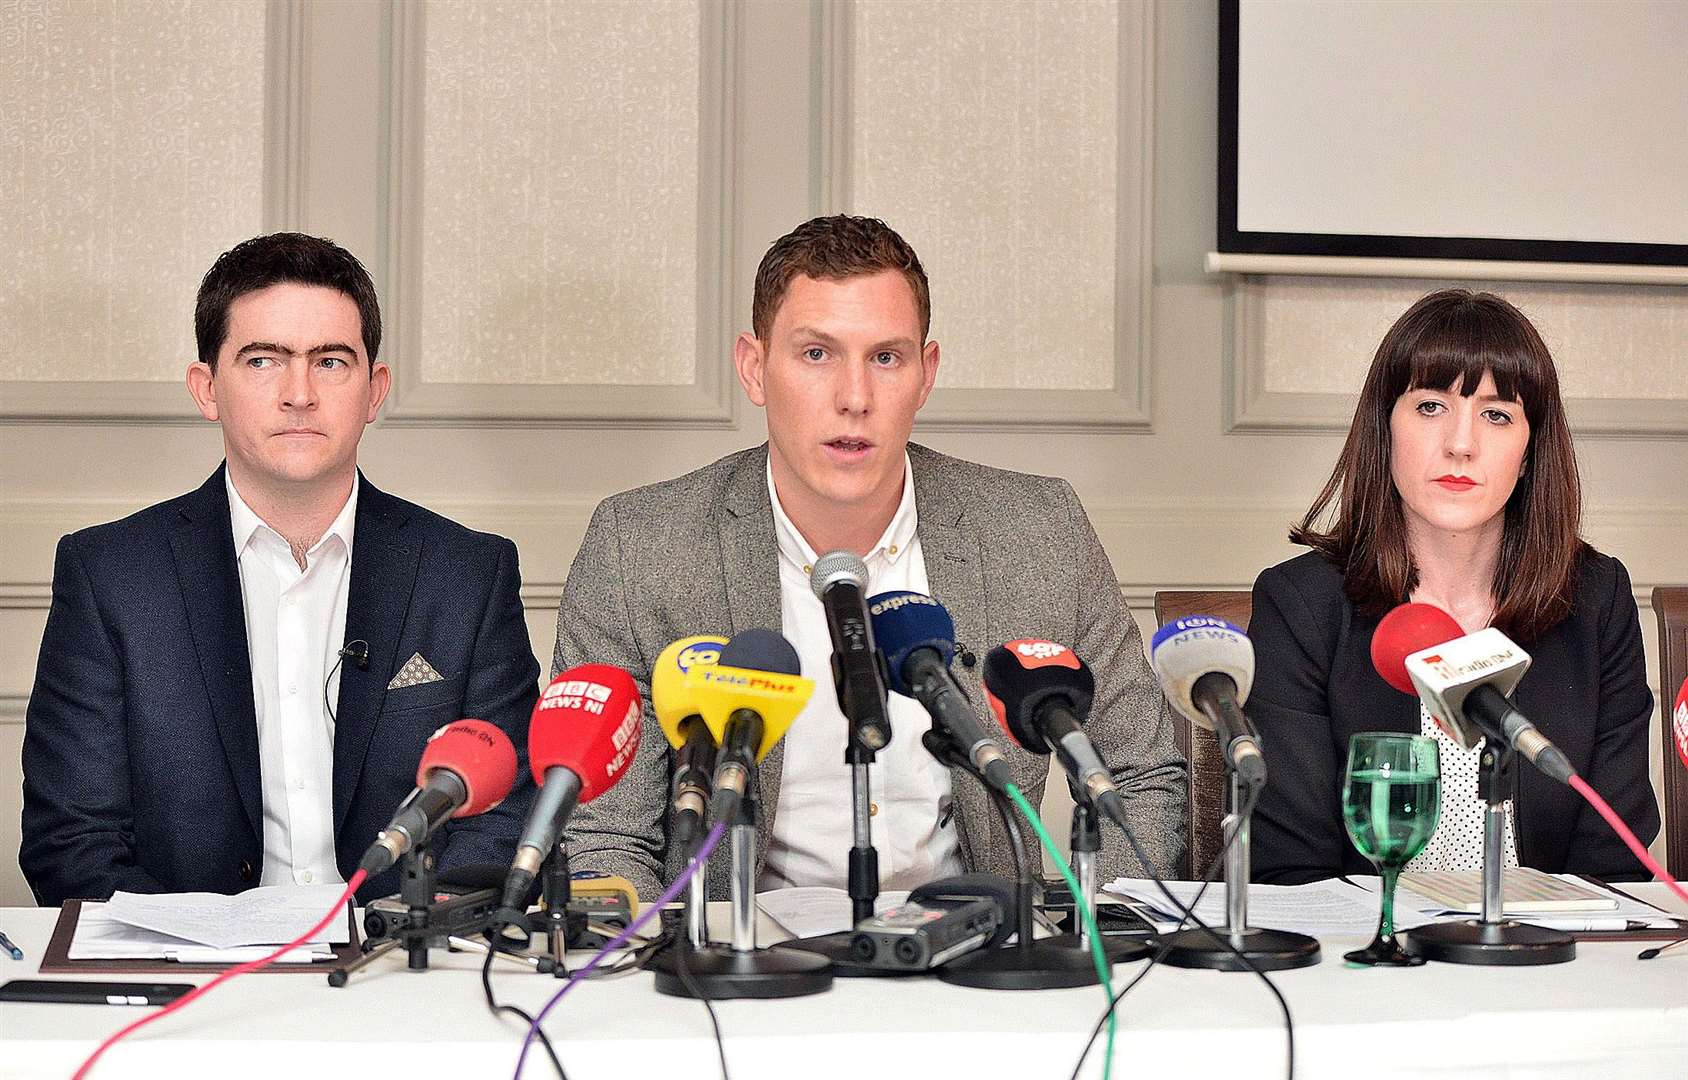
[1149,616,1266,790]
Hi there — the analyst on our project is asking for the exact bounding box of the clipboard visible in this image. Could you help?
[36,900,364,975]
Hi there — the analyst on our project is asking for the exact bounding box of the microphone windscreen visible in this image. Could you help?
[418,719,518,818]
[652,636,727,748]
[982,641,1094,753]
[908,872,1018,948]
[1371,603,1463,695]
[866,591,957,696]
[531,664,643,802]
[719,627,801,675]
[811,550,868,598]
[1149,616,1254,729]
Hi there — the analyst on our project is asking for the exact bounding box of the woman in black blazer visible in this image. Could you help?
[1248,289,1659,884]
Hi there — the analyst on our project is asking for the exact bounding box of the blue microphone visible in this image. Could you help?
[868,591,1012,791]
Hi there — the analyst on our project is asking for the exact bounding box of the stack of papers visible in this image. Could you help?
[69,886,351,964]
[1377,872,1681,932]
[1103,877,1432,937]
[756,888,911,938]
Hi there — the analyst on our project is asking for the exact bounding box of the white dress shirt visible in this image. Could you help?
[758,456,966,891]
[227,472,356,888]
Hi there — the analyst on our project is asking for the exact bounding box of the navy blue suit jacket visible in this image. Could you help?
[1247,549,1659,884]
[21,467,541,905]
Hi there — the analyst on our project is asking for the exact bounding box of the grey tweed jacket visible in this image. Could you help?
[553,442,1186,900]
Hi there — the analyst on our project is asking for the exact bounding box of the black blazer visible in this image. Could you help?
[21,467,541,905]
[1248,550,1658,883]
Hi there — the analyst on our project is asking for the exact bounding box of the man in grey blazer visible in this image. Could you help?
[554,216,1185,900]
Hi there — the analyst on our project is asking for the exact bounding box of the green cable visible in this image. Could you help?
[1004,782,1115,1080]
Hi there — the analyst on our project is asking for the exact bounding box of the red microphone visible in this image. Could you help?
[1371,603,1463,695]
[499,664,643,911]
[359,719,519,876]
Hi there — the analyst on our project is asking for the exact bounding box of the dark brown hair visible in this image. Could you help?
[1292,288,1587,642]
[195,233,382,370]
[751,215,931,342]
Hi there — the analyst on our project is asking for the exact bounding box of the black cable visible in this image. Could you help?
[673,922,730,1080]
[481,941,568,1080]
[1072,786,1296,1080]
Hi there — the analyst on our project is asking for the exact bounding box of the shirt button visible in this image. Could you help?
[302,870,314,884]
[287,683,298,695]
[870,802,879,817]
[802,564,812,575]
[888,544,899,555]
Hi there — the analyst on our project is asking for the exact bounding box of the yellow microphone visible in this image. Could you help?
[654,635,728,848]
[683,629,812,818]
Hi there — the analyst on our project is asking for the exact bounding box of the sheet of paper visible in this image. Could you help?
[68,904,334,962]
[1102,877,1433,936]
[101,886,351,949]
[756,887,911,938]
[1348,874,1685,931]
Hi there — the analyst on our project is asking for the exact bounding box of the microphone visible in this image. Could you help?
[1148,616,1267,791]
[981,640,1127,824]
[812,551,894,752]
[1371,603,1576,784]
[359,719,518,876]
[683,628,814,819]
[867,590,1012,792]
[653,635,728,850]
[499,663,644,913]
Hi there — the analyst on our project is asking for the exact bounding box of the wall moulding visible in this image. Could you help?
[816,0,1155,433]
[0,0,303,425]
[376,0,739,429]
[1224,275,1688,439]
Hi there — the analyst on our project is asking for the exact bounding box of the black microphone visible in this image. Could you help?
[811,550,894,753]
[868,591,1013,792]
[982,640,1128,826]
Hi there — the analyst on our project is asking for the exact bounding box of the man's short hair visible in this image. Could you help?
[195,232,382,370]
[751,215,931,342]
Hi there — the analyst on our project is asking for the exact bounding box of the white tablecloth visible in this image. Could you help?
[3,886,1685,1080]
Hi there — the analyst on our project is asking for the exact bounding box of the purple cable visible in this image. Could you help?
[514,821,727,1079]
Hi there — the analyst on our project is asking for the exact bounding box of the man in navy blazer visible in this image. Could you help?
[21,234,540,905]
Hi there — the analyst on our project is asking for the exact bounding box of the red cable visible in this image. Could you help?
[1567,775,1688,909]
[72,869,367,1080]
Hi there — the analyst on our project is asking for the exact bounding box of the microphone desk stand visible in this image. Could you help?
[649,777,834,999]
[328,844,552,987]
[925,731,1108,990]
[1159,767,1321,971]
[1042,783,1149,965]
[1402,742,1575,965]
[772,719,910,976]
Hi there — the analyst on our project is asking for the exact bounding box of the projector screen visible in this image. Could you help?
[1218,0,1688,266]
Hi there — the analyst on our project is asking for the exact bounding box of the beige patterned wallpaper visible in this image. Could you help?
[0,0,266,383]
[849,0,1121,392]
[419,0,702,388]
[1260,277,1688,400]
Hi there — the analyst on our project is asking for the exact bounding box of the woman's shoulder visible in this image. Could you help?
[1255,550,1347,603]
[1569,547,1636,619]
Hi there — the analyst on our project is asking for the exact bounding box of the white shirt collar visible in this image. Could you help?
[226,469,359,564]
[767,452,917,573]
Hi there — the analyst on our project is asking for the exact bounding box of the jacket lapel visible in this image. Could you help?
[714,446,788,883]
[170,467,264,845]
[908,444,997,872]
[333,476,422,834]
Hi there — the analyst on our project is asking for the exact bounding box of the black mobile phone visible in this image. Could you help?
[0,979,194,1006]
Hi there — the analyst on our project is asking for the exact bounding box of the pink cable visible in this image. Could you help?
[72,869,368,1079]
[1567,775,1688,909]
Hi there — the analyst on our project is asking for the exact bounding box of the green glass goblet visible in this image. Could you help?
[1342,732,1440,966]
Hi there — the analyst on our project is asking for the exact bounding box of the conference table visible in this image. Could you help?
[3,885,1685,1080]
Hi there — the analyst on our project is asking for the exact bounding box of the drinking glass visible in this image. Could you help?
[1342,732,1440,966]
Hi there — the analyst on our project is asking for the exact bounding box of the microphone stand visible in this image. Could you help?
[650,768,834,998]
[1402,742,1575,964]
[329,843,551,987]
[921,730,1105,990]
[1159,759,1321,971]
[772,711,904,976]
[1042,779,1149,964]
